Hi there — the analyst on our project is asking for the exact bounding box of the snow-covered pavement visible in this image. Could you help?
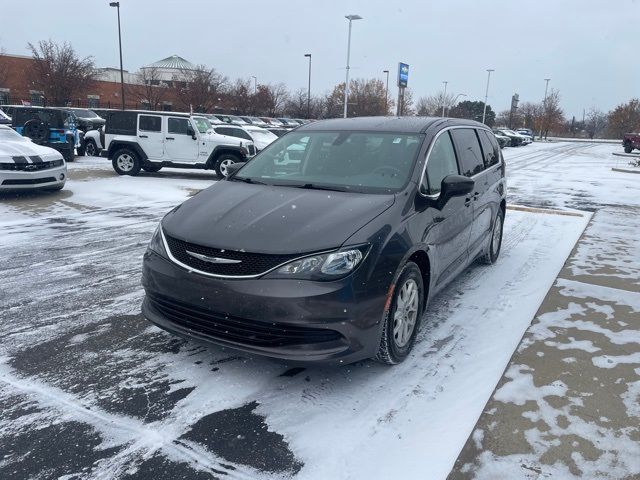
[0,143,635,479]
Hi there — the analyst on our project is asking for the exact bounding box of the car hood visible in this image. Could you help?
[163,181,395,254]
[0,140,62,162]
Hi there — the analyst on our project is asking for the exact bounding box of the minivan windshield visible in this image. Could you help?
[234,131,423,193]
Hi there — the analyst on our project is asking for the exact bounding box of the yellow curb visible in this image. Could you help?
[506,204,585,217]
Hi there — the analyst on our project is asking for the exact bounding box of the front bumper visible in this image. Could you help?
[0,165,67,190]
[141,250,387,364]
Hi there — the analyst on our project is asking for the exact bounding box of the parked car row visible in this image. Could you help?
[493,128,533,147]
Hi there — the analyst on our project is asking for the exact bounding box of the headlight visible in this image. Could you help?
[148,224,168,258]
[267,245,369,280]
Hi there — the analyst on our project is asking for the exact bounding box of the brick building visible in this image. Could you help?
[0,53,201,111]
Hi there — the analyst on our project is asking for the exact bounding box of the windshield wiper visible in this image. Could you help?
[295,183,349,192]
[230,176,266,185]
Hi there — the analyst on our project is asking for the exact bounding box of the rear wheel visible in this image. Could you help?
[481,209,504,265]
[375,262,424,365]
[112,149,141,176]
[624,143,633,154]
[214,154,240,179]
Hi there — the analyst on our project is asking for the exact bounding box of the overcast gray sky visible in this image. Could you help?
[2,0,638,117]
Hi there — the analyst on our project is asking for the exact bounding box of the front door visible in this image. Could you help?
[164,117,199,162]
[419,130,474,287]
[137,114,164,159]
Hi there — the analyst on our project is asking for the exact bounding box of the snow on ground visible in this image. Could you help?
[0,143,632,479]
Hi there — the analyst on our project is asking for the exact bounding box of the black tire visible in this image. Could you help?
[112,149,141,176]
[375,261,424,365]
[84,139,99,157]
[62,149,74,163]
[142,164,163,173]
[214,153,240,179]
[23,119,49,144]
[624,144,633,154]
[480,208,504,265]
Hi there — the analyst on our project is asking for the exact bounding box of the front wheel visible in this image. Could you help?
[214,154,240,179]
[624,144,633,154]
[481,209,504,265]
[375,262,424,365]
[112,149,141,176]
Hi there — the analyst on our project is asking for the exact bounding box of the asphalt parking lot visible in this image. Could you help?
[1,142,639,479]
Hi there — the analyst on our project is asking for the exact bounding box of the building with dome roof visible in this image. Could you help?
[140,55,198,85]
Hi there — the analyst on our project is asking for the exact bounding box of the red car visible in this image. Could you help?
[622,133,640,153]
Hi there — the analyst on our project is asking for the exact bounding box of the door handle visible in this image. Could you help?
[139,135,148,138]
[166,137,175,140]
[464,198,472,207]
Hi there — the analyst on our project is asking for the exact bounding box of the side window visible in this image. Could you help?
[139,115,161,132]
[478,129,499,168]
[423,131,459,195]
[215,127,233,137]
[168,117,189,135]
[450,128,485,177]
[233,128,252,141]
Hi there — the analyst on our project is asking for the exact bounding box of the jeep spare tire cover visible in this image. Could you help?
[23,119,49,144]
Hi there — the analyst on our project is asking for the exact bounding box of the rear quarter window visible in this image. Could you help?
[105,111,137,135]
[478,129,500,168]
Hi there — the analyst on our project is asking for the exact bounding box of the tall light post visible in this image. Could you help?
[441,81,448,117]
[251,76,257,94]
[540,78,551,140]
[109,2,125,110]
[304,54,312,118]
[383,69,389,115]
[343,14,363,118]
[481,68,494,124]
[447,93,467,117]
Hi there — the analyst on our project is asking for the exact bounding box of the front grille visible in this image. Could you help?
[0,159,64,171]
[164,233,301,277]
[147,292,342,347]
[248,144,256,155]
[2,177,57,185]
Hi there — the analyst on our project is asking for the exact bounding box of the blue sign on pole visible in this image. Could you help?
[398,62,409,88]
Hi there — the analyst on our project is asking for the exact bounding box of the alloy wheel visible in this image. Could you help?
[116,154,134,172]
[393,279,419,347]
[219,159,235,177]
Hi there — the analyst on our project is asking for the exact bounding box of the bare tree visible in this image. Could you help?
[416,91,455,116]
[27,40,96,106]
[584,107,608,139]
[226,78,253,114]
[174,64,226,112]
[607,99,640,138]
[541,89,565,138]
[518,102,543,132]
[398,88,415,116]
[323,83,345,118]
[133,66,167,110]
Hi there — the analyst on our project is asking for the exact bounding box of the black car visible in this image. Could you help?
[66,108,106,132]
[141,117,506,365]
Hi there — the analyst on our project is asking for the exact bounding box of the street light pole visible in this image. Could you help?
[109,2,125,110]
[481,69,494,124]
[540,78,551,140]
[441,81,448,117]
[343,14,362,118]
[304,54,312,118]
[383,69,389,115]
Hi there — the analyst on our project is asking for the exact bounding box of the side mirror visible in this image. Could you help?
[438,175,474,208]
[225,162,246,178]
[187,124,196,140]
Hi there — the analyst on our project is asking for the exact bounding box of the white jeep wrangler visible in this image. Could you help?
[102,111,255,178]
